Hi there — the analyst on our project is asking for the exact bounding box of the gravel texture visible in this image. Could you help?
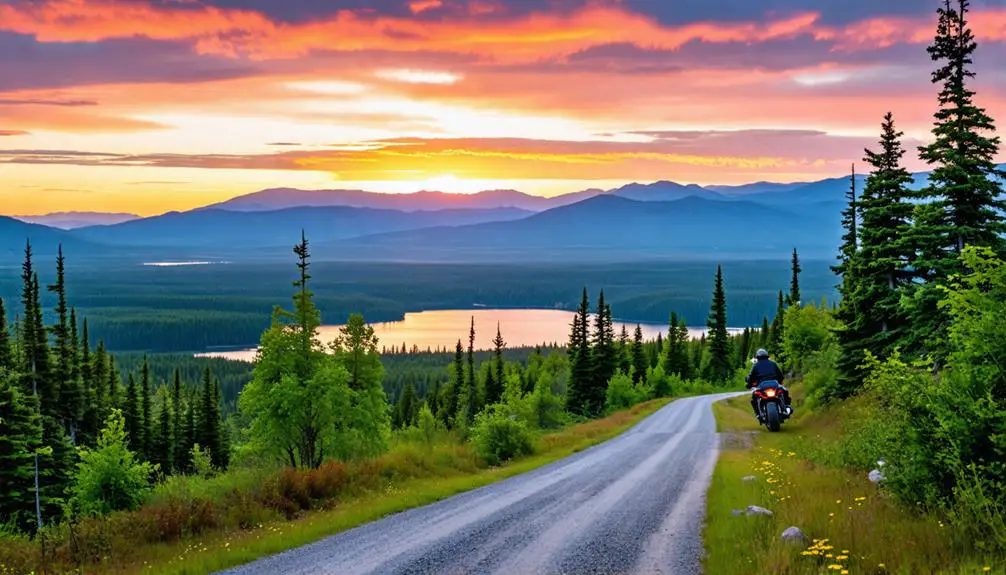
[216,392,743,575]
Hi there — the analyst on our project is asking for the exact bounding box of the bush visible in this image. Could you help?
[470,404,534,465]
[646,364,671,398]
[528,373,566,429]
[71,409,156,517]
[605,371,642,413]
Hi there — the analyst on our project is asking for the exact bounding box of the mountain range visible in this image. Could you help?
[4,165,1002,265]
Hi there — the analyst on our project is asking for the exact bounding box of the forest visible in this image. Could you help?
[0,257,835,352]
[0,0,1003,571]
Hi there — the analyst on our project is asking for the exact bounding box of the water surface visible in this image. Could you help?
[197,308,745,362]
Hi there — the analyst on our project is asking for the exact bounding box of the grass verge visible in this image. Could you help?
[5,397,672,575]
[704,392,1004,575]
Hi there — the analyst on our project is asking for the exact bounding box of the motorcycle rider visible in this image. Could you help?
[745,349,791,421]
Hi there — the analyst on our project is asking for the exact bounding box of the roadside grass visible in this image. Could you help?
[704,392,1004,575]
[1,397,672,575]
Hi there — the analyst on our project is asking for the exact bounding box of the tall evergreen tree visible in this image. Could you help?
[152,394,172,473]
[106,354,119,409]
[768,291,786,355]
[211,378,228,469]
[760,317,771,349]
[488,324,505,405]
[466,317,475,402]
[617,325,631,376]
[0,374,43,531]
[171,369,185,472]
[184,389,196,470]
[651,332,663,368]
[140,356,152,459]
[856,112,916,356]
[589,293,617,414]
[0,298,11,371]
[445,339,463,425]
[788,248,802,307]
[630,325,647,384]
[48,247,80,436]
[198,367,221,465]
[662,312,690,379]
[123,373,141,453]
[567,288,594,415]
[704,266,733,382]
[396,383,418,428]
[21,244,52,410]
[907,0,1006,358]
[833,165,860,278]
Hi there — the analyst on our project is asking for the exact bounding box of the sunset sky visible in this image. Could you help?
[2,0,1005,216]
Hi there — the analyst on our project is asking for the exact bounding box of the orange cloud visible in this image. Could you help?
[0,129,30,136]
[409,0,442,14]
[12,0,1005,64]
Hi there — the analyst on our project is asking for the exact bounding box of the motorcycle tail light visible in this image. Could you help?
[765,388,777,397]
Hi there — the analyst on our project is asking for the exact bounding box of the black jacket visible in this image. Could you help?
[745,358,785,388]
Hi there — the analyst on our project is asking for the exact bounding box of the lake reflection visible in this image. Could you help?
[196,308,745,362]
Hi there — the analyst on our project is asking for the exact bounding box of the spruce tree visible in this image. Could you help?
[198,367,220,465]
[123,374,141,453]
[662,312,690,379]
[788,248,802,307]
[396,383,418,427]
[211,378,228,469]
[908,0,1006,357]
[704,266,733,382]
[590,293,617,408]
[171,369,185,472]
[832,166,867,399]
[445,340,463,426]
[630,325,647,384]
[106,354,119,409]
[488,324,505,405]
[0,298,11,371]
[0,374,43,531]
[466,317,475,403]
[651,332,663,368]
[760,317,771,349]
[567,289,594,416]
[768,291,786,355]
[48,247,80,437]
[152,394,172,474]
[140,356,152,459]
[856,112,916,357]
[617,325,631,376]
[184,390,196,471]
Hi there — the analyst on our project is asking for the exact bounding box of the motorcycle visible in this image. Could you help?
[750,380,791,432]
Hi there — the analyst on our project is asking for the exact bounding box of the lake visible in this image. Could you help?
[197,308,747,362]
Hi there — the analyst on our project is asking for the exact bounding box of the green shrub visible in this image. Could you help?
[469,404,534,465]
[528,372,567,429]
[71,409,156,517]
[605,371,642,413]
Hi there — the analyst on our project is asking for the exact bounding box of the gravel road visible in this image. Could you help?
[217,392,743,575]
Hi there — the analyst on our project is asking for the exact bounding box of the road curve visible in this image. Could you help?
[217,392,743,575]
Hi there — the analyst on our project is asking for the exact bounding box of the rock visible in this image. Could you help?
[742,475,757,482]
[780,527,806,543]
[746,505,774,516]
[869,469,886,483]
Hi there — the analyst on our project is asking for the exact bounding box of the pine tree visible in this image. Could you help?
[0,374,43,531]
[630,325,647,384]
[856,112,916,357]
[0,298,12,371]
[445,339,463,425]
[908,0,1006,358]
[651,332,663,368]
[768,291,786,355]
[106,354,119,409]
[140,356,152,459]
[48,247,80,438]
[567,288,594,416]
[152,394,172,473]
[198,367,221,466]
[832,165,867,399]
[171,369,185,473]
[488,324,505,405]
[788,248,802,307]
[617,325,631,376]
[211,378,228,469]
[738,327,753,365]
[21,244,52,412]
[123,374,141,453]
[704,266,733,382]
[662,312,691,379]
[184,390,196,471]
[396,383,418,427]
[833,164,859,279]
[590,294,617,414]
[461,317,477,424]
[760,317,771,349]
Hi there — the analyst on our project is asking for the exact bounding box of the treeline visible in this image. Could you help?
[389,257,802,433]
[0,246,230,532]
[797,0,1005,552]
[0,259,835,352]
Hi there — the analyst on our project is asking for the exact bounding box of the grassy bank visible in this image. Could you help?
[1,397,672,575]
[704,391,1003,575]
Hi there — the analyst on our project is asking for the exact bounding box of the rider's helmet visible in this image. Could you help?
[755,348,770,359]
